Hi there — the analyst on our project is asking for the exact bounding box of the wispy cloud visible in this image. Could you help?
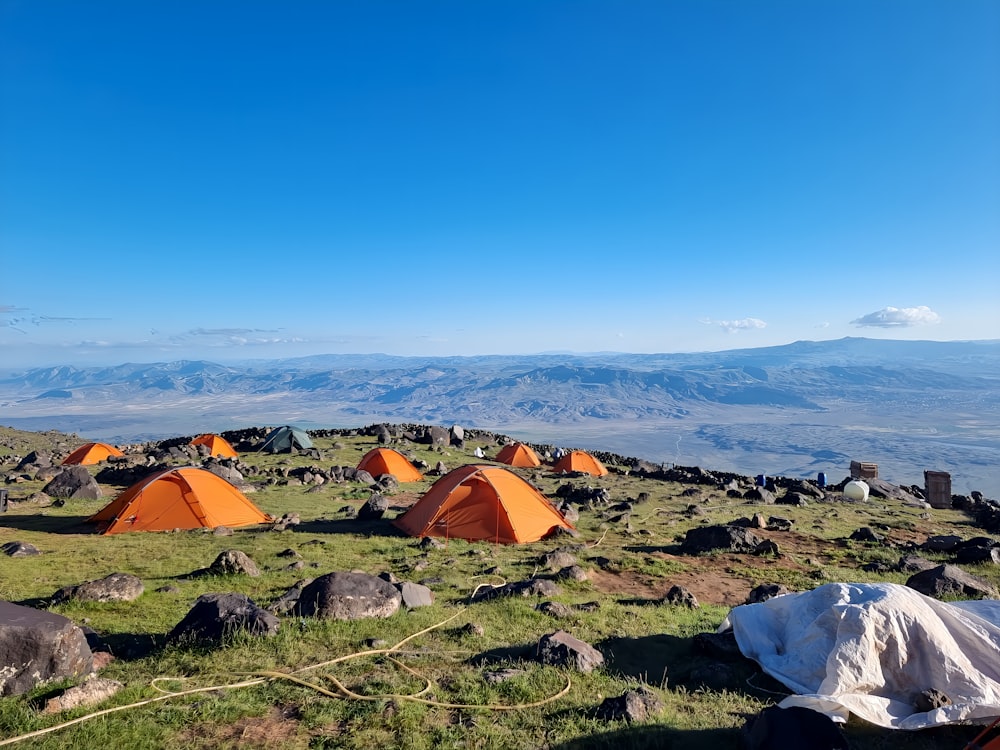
[700,317,767,334]
[851,306,941,328]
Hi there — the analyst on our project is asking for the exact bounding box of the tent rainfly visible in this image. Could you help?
[393,464,574,544]
[260,425,313,453]
[190,433,238,458]
[62,442,125,466]
[495,442,542,468]
[357,448,423,482]
[553,450,608,477]
[88,466,271,534]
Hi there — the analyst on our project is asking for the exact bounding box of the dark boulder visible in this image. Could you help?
[595,687,664,722]
[0,601,93,696]
[905,564,998,599]
[681,525,765,554]
[294,572,401,620]
[52,572,144,604]
[535,630,604,673]
[42,466,103,500]
[168,593,279,643]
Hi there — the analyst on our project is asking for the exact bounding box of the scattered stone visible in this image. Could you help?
[921,535,962,552]
[906,564,998,600]
[169,593,279,643]
[42,467,103,500]
[419,536,445,550]
[915,688,952,712]
[43,676,123,714]
[52,573,144,604]
[207,549,261,577]
[483,668,525,684]
[955,547,1000,565]
[277,548,302,559]
[745,487,775,504]
[746,583,791,604]
[767,517,793,531]
[294,572,402,620]
[574,601,601,612]
[556,565,589,582]
[898,555,937,573]
[156,585,181,594]
[268,578,314,614]
[595,687,664,722]
[358,493,389,520]
[471,578,561,602]
[536,601,574,618]
[850,527,885,543]
[461,622,485,637]
[1,541,40,557]
[396,581,434,608]
[535,630,604,673]
[542,550,577,570]
[663,585,699,608]
[680,525,765,554]
[212,526,233,537]
[0,601,93,696]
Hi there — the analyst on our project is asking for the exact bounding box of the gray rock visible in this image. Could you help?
[556,565,589,582]
[542,550,577,570]
[396,581,434,608]
[0,601,93,696]
[906,564,998,599]
[681,525,765,554]
[955,546,1000,565]
[850,527,885,543]
[208,549,260,577]
[268,578,314,614]
[353,469,376,486]
[169,593,279,643]
[483,668,525,683]
[2,541,40,557]
[358,493,389,520]
[43,676,123,713]
[663,585,699,608]
[294,572,402,620]
[471,578,561,602]
[898,555,937,573]
[536,630,604,673]
[921,535,963,552]
[745,487,775,504]
[42,466,103,500]
[746,583,791,604]
[915,688,952,712]
[53,573,144,604]
[536,601,574,618]
[595,687,664,722]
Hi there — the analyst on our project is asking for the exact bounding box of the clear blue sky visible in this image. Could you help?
[2,0,998,368]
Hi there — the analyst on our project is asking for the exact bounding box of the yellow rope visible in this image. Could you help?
[0,609,571,746]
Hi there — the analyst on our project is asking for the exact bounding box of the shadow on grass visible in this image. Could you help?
[597,633,689,686]
[622,544,686,555]
[0,513,95,534]
[550,725,738,750]
[292,517,410,538]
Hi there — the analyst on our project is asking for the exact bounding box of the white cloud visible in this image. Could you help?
[851,306,941,328]
[701,317,767,334]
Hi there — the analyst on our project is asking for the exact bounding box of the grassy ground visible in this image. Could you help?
[0,426,996,749]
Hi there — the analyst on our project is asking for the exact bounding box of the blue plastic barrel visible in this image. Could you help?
[755,474,766,487]
[817,472,827,488]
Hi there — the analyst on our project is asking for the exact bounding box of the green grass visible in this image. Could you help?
[0,427,996,749]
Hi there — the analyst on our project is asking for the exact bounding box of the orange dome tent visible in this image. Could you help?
[357,448,423,482]
[62,442,124,466]
[190,433,238,458]
[495,442,542,468]
[88,467,271,534]
[393,464,573,544]
[553,450,608,477]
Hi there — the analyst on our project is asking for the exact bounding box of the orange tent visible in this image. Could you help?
[88,467,271,534]
[553,450,608,477]
[62,442,124,465]
[357,448,423,482]
[393,464,573,544]
[495,442,542,468]
[190,433,238,458]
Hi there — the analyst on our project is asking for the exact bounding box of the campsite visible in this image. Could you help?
[1,423,999,749]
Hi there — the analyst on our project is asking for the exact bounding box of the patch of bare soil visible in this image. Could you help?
[589,530,851,607]
[176,706,306,750]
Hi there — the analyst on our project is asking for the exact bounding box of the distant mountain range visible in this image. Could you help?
[2,337,998,495]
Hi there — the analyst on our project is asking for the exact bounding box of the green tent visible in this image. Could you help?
[260,425,313,453]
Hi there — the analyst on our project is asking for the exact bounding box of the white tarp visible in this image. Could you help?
[721,582,1000,730]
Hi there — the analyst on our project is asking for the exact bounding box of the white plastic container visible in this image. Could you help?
[844,480,870,502]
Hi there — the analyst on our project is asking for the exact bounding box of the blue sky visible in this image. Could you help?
[2,0,998,368]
